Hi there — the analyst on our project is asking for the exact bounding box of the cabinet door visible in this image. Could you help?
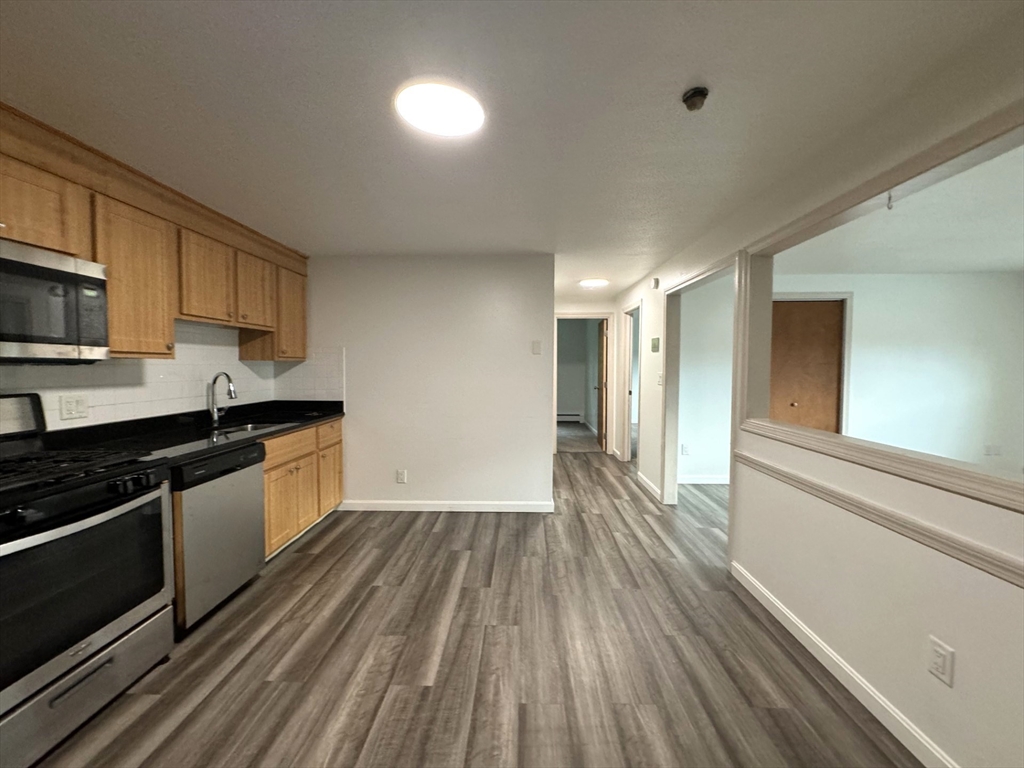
[236,251,276,328]
[94,196,177,357]
[180,229,235,323]
[295,453,319,532]
[265,462,299,556]
[318,442,343,516]
[276,268,306,359]
[0,154,92,258]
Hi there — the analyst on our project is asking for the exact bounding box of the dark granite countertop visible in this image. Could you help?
[43,400,344,466]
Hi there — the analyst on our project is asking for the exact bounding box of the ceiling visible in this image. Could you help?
[0,1,1018,299]
[776,145,1024,274]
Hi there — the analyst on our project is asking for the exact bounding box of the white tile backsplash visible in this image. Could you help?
[274,345,345,402]
[0,320,317,431]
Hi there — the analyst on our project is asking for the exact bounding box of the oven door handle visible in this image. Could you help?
[0,486,165,556]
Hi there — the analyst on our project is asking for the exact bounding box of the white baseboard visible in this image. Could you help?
[730,562,956,768]
[339,499,555,513]
[557,414,583,423]
[613,448,624,461]
[678,474,730,485]
[636,471,661,501]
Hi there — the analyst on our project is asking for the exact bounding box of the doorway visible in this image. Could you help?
[660,261,736,509]
[769,298,848,433]
[626,307,640,465]
[555,317,608,453]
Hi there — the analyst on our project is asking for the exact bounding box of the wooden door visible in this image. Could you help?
[318,442,343,515]
[264,461,299,556]
[236,251,276,328]
[276,268,307,359]
[179,229,235,323]
[0,154,92,258]
[770,300,844,432]
[94,195,177,357]
[294,453,319,531]
[596,319,608,450]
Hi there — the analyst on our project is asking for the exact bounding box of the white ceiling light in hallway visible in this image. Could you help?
[394,81,485,137]
[579,278,610,289]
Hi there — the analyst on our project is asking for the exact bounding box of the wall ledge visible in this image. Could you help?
[734,451,1024,588]
[741,418,1024,514]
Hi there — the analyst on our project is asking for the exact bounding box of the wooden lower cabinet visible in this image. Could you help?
[318,442,343,515]
[262,419,343,557]
[264,461,299,556]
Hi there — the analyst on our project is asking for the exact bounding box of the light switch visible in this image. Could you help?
[531,340,542,355]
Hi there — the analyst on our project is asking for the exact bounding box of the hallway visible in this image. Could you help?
[40,455,919,768]
[556,422,601,453]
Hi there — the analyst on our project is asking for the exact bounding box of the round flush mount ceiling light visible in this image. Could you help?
[579,278,610,289]
[394,81,485,137]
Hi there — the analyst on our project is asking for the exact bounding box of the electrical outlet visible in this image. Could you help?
[59,394,89,420]
[657,372,663,386]
[681,444,689,456]
[984,444,1003,457]
[531,340,542,355]
[396,469,408,484]
[928,636,955,687]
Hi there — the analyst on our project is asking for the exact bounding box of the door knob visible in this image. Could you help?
[790,402,798,407]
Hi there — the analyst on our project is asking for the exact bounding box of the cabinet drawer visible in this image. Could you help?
[261,426,317,469]
[316,419,342,449]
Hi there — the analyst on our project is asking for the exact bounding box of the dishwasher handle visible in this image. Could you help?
[172,444,266,490]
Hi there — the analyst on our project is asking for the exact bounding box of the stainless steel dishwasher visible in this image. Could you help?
[171,443,265,632]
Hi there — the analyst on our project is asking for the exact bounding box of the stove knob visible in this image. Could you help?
[109,478,135,495]
[140,469,159,488]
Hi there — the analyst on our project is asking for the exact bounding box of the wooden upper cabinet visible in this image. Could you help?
[0,154,92,258]
[179,229,236,323]
[94,195,177,357]
[236,250,276,328]
[276,268,307,359]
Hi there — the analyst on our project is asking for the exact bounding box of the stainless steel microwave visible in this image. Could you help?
[0,239,109,363]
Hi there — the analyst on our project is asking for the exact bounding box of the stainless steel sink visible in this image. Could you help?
[216,422,281,434]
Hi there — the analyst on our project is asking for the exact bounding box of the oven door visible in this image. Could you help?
[0,484,171,716]
[0,240,108,361]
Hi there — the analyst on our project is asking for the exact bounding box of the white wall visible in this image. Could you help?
[612,15,1024,767]
[311,253,555,512]
[0,320,279,429]
[584,319,600,431]
[677,269,734,484]
[556,319,587,418]
[775,272,1024,476]
[732,434,1024,768]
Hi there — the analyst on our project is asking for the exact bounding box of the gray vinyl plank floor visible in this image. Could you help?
[556,423,601,453]
[40,456,921,768]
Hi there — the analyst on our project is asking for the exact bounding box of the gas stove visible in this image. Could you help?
[0,394,174,768]
[0,394,167,535]
[0,448,152,495]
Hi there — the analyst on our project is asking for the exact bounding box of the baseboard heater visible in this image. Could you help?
[557,413,584,423]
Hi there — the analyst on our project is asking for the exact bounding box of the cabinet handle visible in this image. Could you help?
[241,313,248,320]
[166,342,174,351]
[0,222,6,228]
[280,349,287,355]
[227,311,233,318]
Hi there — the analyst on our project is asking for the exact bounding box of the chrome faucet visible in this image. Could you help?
[210,371,237,428]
